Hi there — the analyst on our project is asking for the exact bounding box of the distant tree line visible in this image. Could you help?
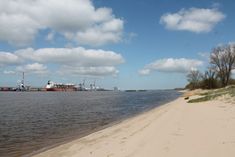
[186,43,235,90]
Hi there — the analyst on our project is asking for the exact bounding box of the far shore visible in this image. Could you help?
[33,90,235,157]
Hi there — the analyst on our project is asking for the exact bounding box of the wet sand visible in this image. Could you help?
[33,95,235,157]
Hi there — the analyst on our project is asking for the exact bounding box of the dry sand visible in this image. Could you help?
[33,95,235,157]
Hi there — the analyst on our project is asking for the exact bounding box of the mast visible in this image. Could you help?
[93,80,96,90]
[22,72,25,90]
[22,72,24,86]
[83,79,85,90]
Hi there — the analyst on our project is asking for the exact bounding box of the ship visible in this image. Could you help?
[45,80,76,91]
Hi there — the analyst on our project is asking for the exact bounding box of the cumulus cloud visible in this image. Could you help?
[139,58,203,75]
[75,19,123,46]
[0,47,124,77]
[0,52,22,66]
[15,47,124,66]
[16,63,48,74]
[3,70,16,75]
[58,66,119,77]
[160,7,225,33]
[0,0,123,46]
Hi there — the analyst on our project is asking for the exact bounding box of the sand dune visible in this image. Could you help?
[34,96,235,157]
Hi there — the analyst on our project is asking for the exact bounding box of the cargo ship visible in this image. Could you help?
[45,80,76,91]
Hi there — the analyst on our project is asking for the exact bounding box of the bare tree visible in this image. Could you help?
[187,70,202,89]
[210,44,235,87]
[202,68,218,89]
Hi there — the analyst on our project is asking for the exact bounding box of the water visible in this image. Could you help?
[0,90,180,157]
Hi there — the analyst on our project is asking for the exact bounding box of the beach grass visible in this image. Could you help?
[188,85,235,103]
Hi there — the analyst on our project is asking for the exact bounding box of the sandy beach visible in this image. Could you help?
[33,94,235,157]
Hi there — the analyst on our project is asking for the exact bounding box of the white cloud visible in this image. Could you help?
[0,52,22,66]
[0,0,123,46]
[0,47,124,77]
[58,66,119,77]
[15,47,124,66]
[139,58,203,75]
[75,20,123,46]
[16,63,48,74]
[46,32,55,41]
[0,13,41,46]
[160,8,225,33]
[139,69,150,75]
[3,70,16,75]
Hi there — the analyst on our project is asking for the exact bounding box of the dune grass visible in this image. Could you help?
[188,86,235,103]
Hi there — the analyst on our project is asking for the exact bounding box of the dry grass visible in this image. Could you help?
[187,86,235,103]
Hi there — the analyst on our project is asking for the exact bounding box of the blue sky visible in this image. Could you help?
[0,0,234,89]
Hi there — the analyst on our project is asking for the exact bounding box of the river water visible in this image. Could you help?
[0,90,180,157]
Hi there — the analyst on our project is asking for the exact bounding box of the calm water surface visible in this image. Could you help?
[0,90,180,157]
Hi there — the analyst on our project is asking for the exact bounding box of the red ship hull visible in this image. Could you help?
[46,87,76,91]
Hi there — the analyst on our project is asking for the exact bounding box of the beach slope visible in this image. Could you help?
[34,96,235,157]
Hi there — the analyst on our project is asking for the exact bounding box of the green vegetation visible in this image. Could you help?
[185,43,235,103]
[188,86,235,103]
[186,43,235,90]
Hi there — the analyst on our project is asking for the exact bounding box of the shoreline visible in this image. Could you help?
[31,96,180,157]
[27,92,181,157]
[33,93,235,157]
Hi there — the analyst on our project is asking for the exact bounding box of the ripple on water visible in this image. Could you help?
[0,90,180,157]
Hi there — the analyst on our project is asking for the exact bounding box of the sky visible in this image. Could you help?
[0,0,235,90]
